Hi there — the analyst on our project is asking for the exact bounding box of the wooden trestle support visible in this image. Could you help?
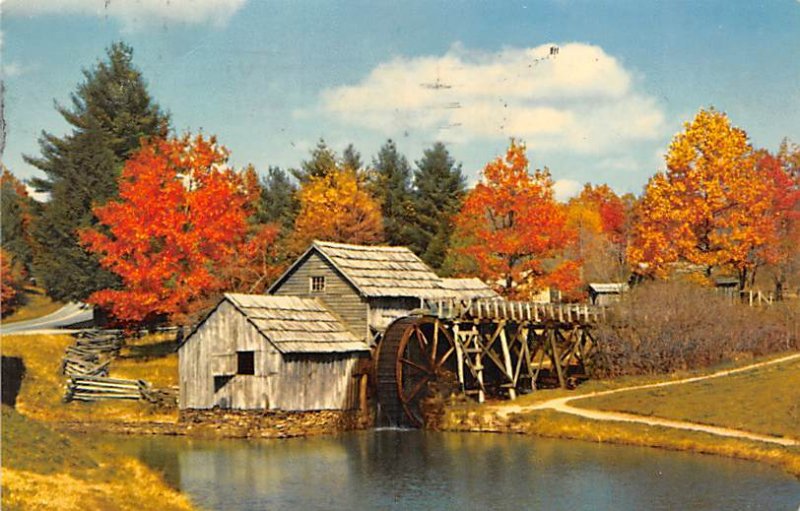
[374,299,605,427]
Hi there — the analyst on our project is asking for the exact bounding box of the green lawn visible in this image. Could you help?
[578,356,800,439]
[2,287,64,324]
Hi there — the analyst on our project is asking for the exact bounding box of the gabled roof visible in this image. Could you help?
[270,240,453,298]
[587,283,628,294]
[223,293,369,354]
[439,278,499,299]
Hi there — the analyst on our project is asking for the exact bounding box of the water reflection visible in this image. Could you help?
[107,431,800,511]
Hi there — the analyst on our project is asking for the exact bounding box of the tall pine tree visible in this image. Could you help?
[25,42,169,301]
[291,139,338,184]
[410,142,466,269]
[259,166,299,232]
[371,139,414,246]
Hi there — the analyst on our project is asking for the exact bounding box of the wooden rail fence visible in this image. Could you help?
[61,331,124,377]
[64,375,178,406]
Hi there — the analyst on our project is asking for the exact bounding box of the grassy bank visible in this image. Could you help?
[578,356,800,439]
[0,332,178,424]
[1,405,195,511]
[2,287,63,324]
[440,351,800,479]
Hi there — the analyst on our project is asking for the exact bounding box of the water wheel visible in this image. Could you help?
[375,316,457,427]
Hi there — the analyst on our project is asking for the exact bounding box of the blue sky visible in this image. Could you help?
[2,0,799,199]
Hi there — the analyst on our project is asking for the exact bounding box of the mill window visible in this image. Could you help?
[310,276,326,293]
[237,351,255,375]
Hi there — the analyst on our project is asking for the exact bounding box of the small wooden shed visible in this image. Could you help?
[588,282,628,306]
[178,293,369,411]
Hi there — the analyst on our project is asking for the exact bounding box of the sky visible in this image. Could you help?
[2,0,799,200]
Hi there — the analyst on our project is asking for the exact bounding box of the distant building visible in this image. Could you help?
[587,283,628,306]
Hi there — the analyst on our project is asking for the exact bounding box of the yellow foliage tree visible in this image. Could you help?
[628,108,775,288]
[291,168,384,251]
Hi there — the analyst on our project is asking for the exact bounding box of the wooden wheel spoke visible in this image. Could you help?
[431,323,439,362]
[403,374,430,402]
[435,346,455,369]
[400,357,431,374]
[414,326,427,352]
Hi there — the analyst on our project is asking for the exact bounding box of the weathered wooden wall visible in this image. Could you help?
[271,252,368,340]
[367,297,421,332]
[179,300,364,411]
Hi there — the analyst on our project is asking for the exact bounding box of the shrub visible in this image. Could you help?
[589,281,799,378]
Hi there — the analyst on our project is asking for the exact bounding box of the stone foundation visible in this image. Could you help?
[179,408,373,438]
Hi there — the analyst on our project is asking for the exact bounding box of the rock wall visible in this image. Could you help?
[179,408,373,438]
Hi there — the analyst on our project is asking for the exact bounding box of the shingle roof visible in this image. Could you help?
[306,240,449,298]
[439,278,499,299]
[225,293,369,354]
[587,283,628,294]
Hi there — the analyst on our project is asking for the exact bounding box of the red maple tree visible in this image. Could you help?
[80,135,256,324]
[454,140,579,299]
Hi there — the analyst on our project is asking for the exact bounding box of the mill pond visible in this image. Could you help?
[108,430,800,510]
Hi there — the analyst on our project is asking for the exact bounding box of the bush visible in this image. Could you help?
[589,281,799,378]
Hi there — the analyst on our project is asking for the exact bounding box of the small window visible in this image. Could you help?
[310,276,326,293]
[237,351,255,375]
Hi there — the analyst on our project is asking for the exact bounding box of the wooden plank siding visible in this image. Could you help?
[271,252,369,341]
[179,300,365,411]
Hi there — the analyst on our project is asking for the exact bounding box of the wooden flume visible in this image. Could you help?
[375,298,604,427]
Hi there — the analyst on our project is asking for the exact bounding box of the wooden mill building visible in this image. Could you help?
[178,240,496,412]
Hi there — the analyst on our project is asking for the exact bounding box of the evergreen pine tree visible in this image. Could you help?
[410,142,466,269]
[371,139,414,246]
[342,143,363,173]
[24,42,169,301]
[259,166,299,232]
[291,139,338,183]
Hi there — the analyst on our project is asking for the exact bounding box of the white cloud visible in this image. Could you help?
[2,0,247,29]
[314,43,665,154]
[2,61,36,78]
[553,178,582,202]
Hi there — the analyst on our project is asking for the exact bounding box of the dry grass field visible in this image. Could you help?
[578,356,800,439]
[0,332,179,424]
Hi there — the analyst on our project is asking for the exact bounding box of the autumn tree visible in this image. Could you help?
[566,184,630,282]
[25,42,169,301]
[291,168,384,252]
[409,142,466,269]
[1,168,35,272]
[757,144,800,299]
[79,135,253,324]
[454,140,579,298]
[628,108,775,289]
[370,139,414,246]
[1,249,25,316]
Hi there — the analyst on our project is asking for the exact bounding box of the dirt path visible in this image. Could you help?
[494,352,800,447]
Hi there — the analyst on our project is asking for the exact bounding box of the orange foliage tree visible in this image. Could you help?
[628,109,775,288]
[290,168,384,251]
[566,184,630,282]
[1,249,21,315]
[80,135,256,324]
[454,140,579,298]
